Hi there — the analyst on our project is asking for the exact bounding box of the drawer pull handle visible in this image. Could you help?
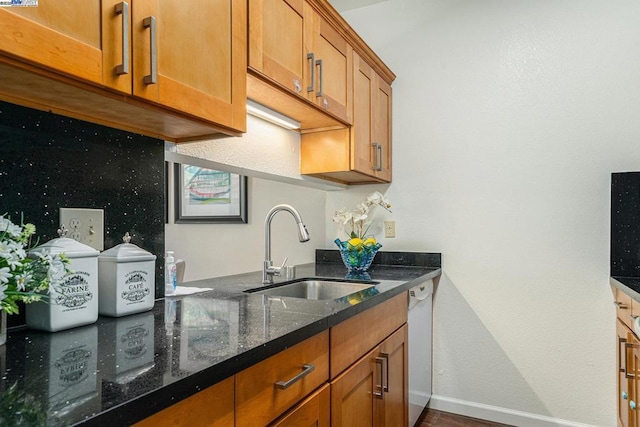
[315,58,324,97]
[114,2,129,75]
[625,342,638,379]
[143,16,157,85]
[381,352,390,393]
[275,364,315,390]
[374,357,385,399]
[620,337,628,372]
[614,301,629,309]
[307,53,315,93]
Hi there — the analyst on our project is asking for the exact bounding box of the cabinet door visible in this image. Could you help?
[134,376,234,427]
[271,383,330,427]
[379,324,408,427]
[372,76,392,182]
[618,319,635,427]
[352,53,375,176]
[351,52,392,182]
[632,332,640,427]
[0,0,104,85]
[249,0,307,97]
[330,347,380,427]
[132,0,246,132]
[306,7,352,123]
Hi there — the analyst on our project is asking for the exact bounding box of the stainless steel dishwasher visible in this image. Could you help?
[408,279,434,426]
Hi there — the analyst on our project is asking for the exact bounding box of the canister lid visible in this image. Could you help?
[99,232,157,263]
[30,227,99,258]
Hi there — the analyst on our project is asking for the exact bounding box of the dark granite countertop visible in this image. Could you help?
[611,276,640,301]
[0,253,440,426]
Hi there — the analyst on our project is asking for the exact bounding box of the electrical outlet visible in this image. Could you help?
[384,220,396,238]
[59,208,104,251]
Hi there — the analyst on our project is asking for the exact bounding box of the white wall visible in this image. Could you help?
[333,0,640,426]
[165,118,327,281]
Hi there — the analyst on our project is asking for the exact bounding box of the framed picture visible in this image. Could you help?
[174,163,248,223]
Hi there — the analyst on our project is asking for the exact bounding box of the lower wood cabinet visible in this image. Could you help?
[614,285,640,427]
[135,294,409,427]
[330,324,408,427]
[271,383,330,427]
[134,376,234,427]
[379,324,409,427]
[236,330,329,426]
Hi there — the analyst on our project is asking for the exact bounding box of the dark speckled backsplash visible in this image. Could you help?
[0,101,165,326]
[611,172,640,277]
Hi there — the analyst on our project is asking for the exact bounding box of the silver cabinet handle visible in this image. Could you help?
[625,342,637,379]
[620,337,628,373]
[373,143,383,171]
[315,59,323,97]
[381,352,390,392]
[115,2,129,75]
[143,16,157,85]
[275,364,315,390]
[374,357,385,399]
[307,52,315,93]
[372,143,379,171]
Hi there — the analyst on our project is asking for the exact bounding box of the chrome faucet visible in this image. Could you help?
[263,204,310,284]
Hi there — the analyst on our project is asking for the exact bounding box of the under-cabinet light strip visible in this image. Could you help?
[246,100,301,130]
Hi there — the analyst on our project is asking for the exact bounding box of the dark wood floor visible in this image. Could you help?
[416,408,513,427]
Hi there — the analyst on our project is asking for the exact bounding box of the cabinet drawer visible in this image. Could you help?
[615,287,634,330]
[330,292,408,379]
[236,330,329,426]
[134,376,234,427]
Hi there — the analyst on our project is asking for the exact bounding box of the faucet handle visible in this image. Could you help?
[278,258,296,279]
[265,257,289,278]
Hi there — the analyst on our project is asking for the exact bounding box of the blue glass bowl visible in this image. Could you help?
[334,238,382,273]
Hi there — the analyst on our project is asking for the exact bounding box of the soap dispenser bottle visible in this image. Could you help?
[165,251,177,296]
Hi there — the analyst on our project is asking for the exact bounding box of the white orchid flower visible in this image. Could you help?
[0,267,12,285]
[333,192,392,240]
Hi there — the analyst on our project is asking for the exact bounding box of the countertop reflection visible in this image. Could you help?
[0,259,440,426]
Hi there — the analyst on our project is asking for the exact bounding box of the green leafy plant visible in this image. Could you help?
[0,382,47,426]
[0,214,71,314]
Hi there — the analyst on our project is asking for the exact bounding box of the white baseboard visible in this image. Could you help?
[428,395,598,427]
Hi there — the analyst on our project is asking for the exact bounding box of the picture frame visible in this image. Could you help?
[174,163,248,223]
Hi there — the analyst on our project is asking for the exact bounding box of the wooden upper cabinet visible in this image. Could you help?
[305,5,352,123]
[249,0,307,97]
[0,1,104,85]
[372,68,392,182]
[0,0,245,140]
[132,0,246,132]
[353,52,392,182]
[247,0,352,129]
[352,53,375,176]
[300,51,392,184]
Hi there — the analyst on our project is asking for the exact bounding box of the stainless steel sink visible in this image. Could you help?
[247,278,377,301]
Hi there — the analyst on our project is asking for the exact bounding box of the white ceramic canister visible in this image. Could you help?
[98,233,157,317]
[26,234,100,332]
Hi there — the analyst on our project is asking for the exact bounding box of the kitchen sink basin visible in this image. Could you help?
[246,278,378,301]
